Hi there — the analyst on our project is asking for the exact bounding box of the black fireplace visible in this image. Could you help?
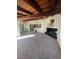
[45,28,57,39]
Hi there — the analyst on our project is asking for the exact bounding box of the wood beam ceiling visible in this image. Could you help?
[17,6,33,15]
[17,0,61,21]
[17,0,39,14]
[35,0,54,12]
[24,0,43,13]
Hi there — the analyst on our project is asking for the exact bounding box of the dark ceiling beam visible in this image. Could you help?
[17,15,22,16]
[17,13,27,16]
[17,16,39,21]
[24,0,43,13]
[17,14,48,21]
[17,16,24,18]
[17,6,33,15]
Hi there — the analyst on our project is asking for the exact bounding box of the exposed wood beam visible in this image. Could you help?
[17,15,22,16]
[24,0,43,13]
[17,13,27,16]
[18,16,48,21]
[17,14,48,21]
[17,10,30,15]
[17,6,33,15]
[17,0,39,14]
[17,15,22,17]
[17,16,40,21]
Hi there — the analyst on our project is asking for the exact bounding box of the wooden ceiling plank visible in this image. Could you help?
[24,0,43,13]
[17,6,33,15]
[17,10,29,15]
[35,0,53,12]
[17,0,39,14]
[17,13,27,16]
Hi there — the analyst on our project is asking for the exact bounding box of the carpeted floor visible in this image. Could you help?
[17,32,61,59]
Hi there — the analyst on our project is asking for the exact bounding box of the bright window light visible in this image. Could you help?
[17,34,35,40]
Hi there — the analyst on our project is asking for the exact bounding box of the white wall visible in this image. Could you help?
[17,20,24,37]
[49,14,61,47]
[24,19,51,33]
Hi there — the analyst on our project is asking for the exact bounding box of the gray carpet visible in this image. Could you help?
[17,32,61,59]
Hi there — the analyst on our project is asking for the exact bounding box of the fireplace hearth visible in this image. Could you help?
[45,28,57,39]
